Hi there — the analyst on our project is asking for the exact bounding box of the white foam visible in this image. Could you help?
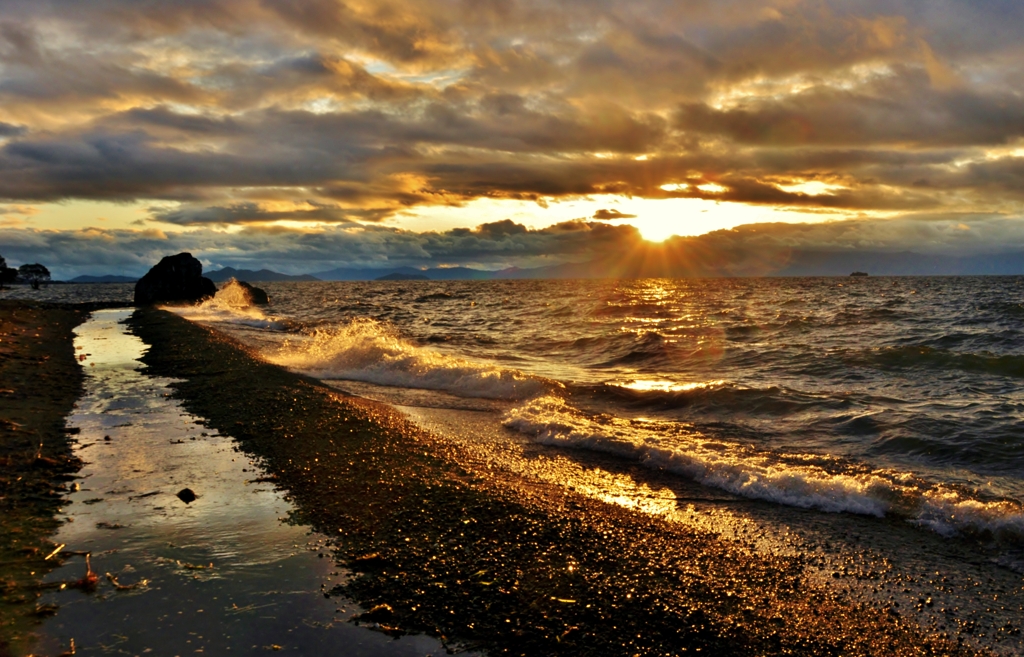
[268,318,553,401]
[213,278,265,308]
[916,494,1024,539]
[168,281,284,330]
[503,395,1024,539]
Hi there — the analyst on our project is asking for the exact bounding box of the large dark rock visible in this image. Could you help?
[134,253,217,305]
[216,278,270,306]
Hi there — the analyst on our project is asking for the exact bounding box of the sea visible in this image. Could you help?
[9,277,1024,548]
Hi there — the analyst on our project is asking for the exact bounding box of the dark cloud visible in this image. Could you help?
[675,76,1024,147]
[6,214,1024,280]
[0,219,644,278]
[151,201,359,226]
[467,219,529,239]
[0,0,1023,255]
[592,209,636,220]
[0,122,26,137]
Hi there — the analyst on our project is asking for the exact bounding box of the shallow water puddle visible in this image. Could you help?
[30,309,449,656]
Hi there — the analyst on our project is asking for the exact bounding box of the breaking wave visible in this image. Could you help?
[167,286,285,330]
[269,318,554,400]
[503,395,1024,541]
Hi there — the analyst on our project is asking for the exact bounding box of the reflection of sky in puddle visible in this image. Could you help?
[33,309,455,657]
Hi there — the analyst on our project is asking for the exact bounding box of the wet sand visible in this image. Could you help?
[0,301,91,656]
[125,307,989,656]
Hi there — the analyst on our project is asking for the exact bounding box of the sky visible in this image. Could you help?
[1,0,1024,278]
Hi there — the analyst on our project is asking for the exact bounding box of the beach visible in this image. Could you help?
[2,298,1020,655]
[0,301,90,656]
[5,0,1024,652]
[23,308,455,657]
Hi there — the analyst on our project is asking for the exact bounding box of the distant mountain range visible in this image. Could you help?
[774,250,1024,276]
[305,250,1024,280]
[205,267,320,282]
[69,275,138,283]
[71,249,1024,285]
[375,272,430,281]
[210,251,1024,281]
[312,266,498,280]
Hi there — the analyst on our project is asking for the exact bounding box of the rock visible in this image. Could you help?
[358,603,394,622]
[134,253,217,306]
[176,488,197,504]
[215,278,270,306]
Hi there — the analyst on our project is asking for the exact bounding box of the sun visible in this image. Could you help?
[396,194,839,243]
[623,197,841,243]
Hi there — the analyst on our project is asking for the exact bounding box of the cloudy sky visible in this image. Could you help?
[1,0,1024,277]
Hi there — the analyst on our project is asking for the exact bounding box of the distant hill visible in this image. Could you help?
[306,248,1024,282]
[206,267,320,283]
[775,250,1024,276]
[313,266,503,281]
[487,249,1024,279]
[312,266,426,281]
[423,266,496,280]
[69,275,138,283]
[375,272,430,281]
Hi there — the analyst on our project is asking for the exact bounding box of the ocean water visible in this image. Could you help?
[16,277,1024,544]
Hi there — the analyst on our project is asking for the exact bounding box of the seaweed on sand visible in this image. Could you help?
[0,302,88,656]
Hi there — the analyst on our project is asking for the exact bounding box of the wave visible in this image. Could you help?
[589,302,678,318]
[267,318,554,400]
[867,345,1024,379]
[168,285,287,330]
[577,380,852,416]
[595,331,685,367]
[503,395,1024,541]
[415,291,467,302]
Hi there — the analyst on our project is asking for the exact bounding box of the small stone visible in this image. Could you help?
[359,603,394,623]
[177,488,198,504]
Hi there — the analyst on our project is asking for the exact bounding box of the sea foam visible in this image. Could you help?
[503,395,1024,540]
[169,283,285,330]
[269,318,553,400]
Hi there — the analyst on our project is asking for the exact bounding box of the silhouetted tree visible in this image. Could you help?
[0,255,17,289]
[18,263,51,289]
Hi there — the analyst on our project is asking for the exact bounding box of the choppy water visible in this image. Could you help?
[21,277,1024,544]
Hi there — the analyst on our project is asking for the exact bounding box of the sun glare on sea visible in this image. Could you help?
[612,378,726,392]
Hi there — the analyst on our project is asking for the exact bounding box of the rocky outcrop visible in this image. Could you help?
[216,278,270,306]
[134,253,216,305]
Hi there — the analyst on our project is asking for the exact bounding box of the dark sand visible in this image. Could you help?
[125,306,987,656]
[0,302,91,656]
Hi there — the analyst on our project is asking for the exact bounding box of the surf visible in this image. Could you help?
[503,394,1024,542]
[267,318,556,401]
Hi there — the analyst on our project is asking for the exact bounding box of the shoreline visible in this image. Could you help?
[0,301,95,656]
[127,306,986,655]
[26,308,458,657]
[3,300,1014,654]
